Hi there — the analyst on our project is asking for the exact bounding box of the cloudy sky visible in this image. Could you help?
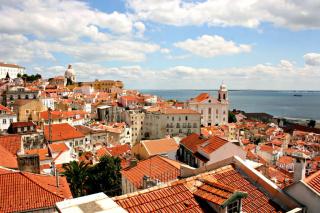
[1,0,320,90]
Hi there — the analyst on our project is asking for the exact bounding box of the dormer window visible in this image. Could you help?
[227,200,241,213]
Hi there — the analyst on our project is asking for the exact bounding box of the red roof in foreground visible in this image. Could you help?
[304,169,320,193]
[44,123,84,142]
[211,166,283,212]
[0,135,21,155]
[115,183,202,213]
[0,171,72,212]
[114,165,284,212]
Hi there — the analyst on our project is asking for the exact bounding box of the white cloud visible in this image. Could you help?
[134,22,146,36]
[0,0,134,40]
[160,48,170,54]
[174,35,251,57]
[127,0,320,30]
[38,56,319,90]
[304,53,320,66]
[0,0,162,63]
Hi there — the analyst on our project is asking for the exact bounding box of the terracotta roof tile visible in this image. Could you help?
[211,167,283,212]
[0,135,21,155]
[44,123,84,142]
[304,169,320,193]
[0,172,72,212]
[121,156,181,189]
[48,143,69,153]
[0,145,17,168]
[106,144,130,157]
[115,183,202,213]
[197,136,228,154]
[141,138,178,156]
[180,133,207,153]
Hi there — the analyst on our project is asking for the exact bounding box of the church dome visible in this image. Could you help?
[65,64,75,78]
[220,83,228,91]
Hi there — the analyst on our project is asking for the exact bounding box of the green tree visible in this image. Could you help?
[308,120,316,128]
[62,161,90,197]
[87,156,122,196]
[228,111,237,123]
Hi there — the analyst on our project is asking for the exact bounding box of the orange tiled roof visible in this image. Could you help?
[121,156,181,188]
[96,147,111,158]
[304,169,320,193]
[197,136,228,154]
[141,138,178,156]
[0,135,21,155]
[106,144,130,157]
[0,144,17,168]
[0,104,14,114]
[115,164,284,212]
[115,183,202,212]
[192,93,210,102]
[48,143,69,153]
[0,172,72,212]
[211,166,283,212]
[278,156,294,165]
[194,177,247,206]
[44,123,84,142]
[180,133,207,153]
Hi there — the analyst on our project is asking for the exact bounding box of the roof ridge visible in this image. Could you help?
[20,172,65,199]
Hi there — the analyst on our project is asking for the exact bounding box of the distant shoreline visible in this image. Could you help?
[139,89,320,92]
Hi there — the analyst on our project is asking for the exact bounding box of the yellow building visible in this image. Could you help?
[67,80,124,92]
[12,99,46,121]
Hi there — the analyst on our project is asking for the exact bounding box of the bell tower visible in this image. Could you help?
[218,82,228,102]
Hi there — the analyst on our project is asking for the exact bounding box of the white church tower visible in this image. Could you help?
[218,83,228,103]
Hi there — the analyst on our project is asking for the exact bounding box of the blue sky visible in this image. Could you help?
[0,0,320,90]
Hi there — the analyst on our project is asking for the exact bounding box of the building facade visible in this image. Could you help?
[143,108,201,140]
[186,84,229,126]
[0,62,25,79]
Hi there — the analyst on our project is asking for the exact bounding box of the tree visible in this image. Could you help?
[228,111,237,123]
[308,120,316,128]
[87,156,122,196]
[62,161,90,197]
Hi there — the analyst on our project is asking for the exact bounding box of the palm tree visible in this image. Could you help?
[62,161,90,197]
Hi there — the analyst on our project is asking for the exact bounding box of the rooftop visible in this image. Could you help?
[44,123,84,142]
[141,138,178,156]
[0,170,72,212]
[121,156,182,189]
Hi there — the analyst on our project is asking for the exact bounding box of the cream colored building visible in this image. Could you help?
[186,84,229,126]
[0,62,25,79]
[143,108,201,140]
[122,110,145,145]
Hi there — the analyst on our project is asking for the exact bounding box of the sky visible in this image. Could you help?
[0,0,320,90]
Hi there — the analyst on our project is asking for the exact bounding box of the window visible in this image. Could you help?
[9,119,13,123]
[3,119,6,124]
[208,108,211,114]
[185,116,188,121]
[172,116,174,121]
[227,200,240,213]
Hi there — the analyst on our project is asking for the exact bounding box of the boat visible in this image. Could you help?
[293,94,303,97]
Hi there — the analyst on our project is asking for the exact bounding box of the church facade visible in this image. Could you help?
[186,84,229,126]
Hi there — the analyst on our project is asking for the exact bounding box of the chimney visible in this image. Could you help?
[293,153,309,182]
